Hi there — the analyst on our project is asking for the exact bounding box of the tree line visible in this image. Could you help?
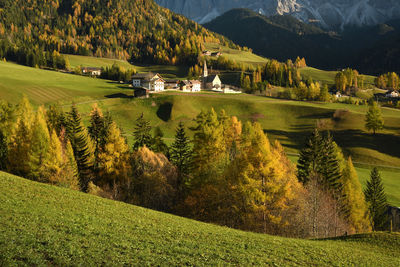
[0,40,69,70]
[335,68,365,94]
[0,98,389,237]
[375,72,400,90]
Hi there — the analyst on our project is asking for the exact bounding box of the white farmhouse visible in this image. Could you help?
[132,72,165,92]
[189,80,201,92]
[180,80,202,92]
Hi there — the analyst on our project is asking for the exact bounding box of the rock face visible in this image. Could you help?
[155,0,400,29]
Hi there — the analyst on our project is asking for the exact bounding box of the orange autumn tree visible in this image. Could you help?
[183,109,303,235]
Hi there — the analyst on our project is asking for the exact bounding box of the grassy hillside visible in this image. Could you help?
[0,60,399,205]
[65,55,188,79]
[0,61,127,105]
[66,55,135,70]
[204,43,268,65]
[1,172,399,266]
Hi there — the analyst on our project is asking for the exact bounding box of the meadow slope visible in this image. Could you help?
[0,172,399,266]
[0,60,399,205]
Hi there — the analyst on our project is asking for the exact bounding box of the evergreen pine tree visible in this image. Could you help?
[365,101,384,135]
[320,133,342,192]
[297,128,323,184]
[133,113,152,150]
[88,103,106,155]
[364,168,388,231]
[46,104,66,135]
[170,122,192,191]
[152,126,169,156]
[66,105,95,191]
[0,130,7,171]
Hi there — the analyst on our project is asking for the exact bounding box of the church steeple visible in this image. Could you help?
[203,61,208,78]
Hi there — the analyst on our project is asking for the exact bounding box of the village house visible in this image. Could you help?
[164,79,180,89]
[211,52,222,57]
[190,80,202,92]
[132,72,165,92]
[82,67,102,76]
[202,50,211,56]
[180,80,202,92]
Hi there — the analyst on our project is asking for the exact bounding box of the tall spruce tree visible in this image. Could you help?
[66,105,95,191]
[170,122,192,191]
[152,127,169,156]
[46,104,66,135]
[0,130,7,171]
[88,104,111,156]
[365,101,384,135]
[297,128,323,184]
[364,168,388,231]
[133,113,152,151]
[320,133,342,192]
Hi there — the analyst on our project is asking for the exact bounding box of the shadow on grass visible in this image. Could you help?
[265,127,400,160]
[157,102,173,122]
[105,93,133,99]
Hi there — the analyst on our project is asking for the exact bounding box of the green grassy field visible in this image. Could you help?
[66,54,134,70]
[0,61,127,105]
[1,172,399,266]
[204,43,269,65]
[65,54,188,79]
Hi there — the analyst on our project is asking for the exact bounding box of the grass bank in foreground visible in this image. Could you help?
[0,172,399,266]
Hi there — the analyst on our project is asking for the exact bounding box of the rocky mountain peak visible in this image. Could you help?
[155,0,400,29]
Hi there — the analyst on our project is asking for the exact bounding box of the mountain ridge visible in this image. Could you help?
[155,0,400,30]
[204,8,400,73]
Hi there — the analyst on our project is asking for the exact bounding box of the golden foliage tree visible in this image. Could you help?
[97,122,131,199]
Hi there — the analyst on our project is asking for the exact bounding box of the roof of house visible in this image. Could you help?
[205,75,220,83]
[181,80,191,85]
[82,67,102,71]
[132,72,162,80]
[189,80,201,84]
[165,79,180,83]
[153,77,166,83]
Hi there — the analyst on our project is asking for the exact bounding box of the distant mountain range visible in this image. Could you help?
[155,0,400,30]
[203,8,400,74]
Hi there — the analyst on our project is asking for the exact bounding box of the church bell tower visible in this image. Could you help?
[203,61,208,78]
